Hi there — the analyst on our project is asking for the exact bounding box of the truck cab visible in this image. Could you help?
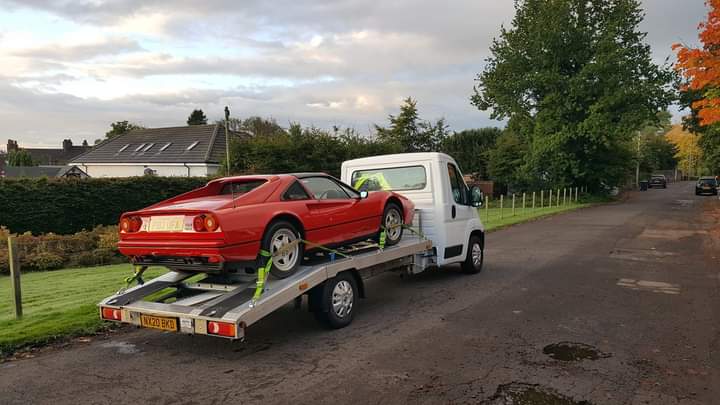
[341,152,485,271]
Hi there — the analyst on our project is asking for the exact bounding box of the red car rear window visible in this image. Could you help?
[220,180,267,196]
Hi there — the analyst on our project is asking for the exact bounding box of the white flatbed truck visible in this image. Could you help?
[99,152,485,340]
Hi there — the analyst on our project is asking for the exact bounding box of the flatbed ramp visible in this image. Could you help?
[99,236,432,340]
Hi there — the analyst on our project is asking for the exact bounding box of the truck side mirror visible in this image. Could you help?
[470,186,483,207]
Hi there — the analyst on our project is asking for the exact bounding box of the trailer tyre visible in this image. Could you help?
[461,234,484,274]
[313,272,357,329]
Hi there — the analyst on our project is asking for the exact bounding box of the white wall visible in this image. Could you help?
[71,163,220,178]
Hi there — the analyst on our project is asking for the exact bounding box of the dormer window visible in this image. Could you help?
[187,141,199,151]
[118,144,130,153]
[142,143,155,152]
[134,143,146,152]
[160,142,172,152]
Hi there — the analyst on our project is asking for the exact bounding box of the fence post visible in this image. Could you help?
[8,236,22,319]
[485,195,489,221]
[549,189,552,208]
[575,187,578,202]
[532,191,536,211]
[563,188,567,206]
[522,193,526,215]
[540,190,544,209]
[512,194,516,216]
[556,188,560,207]
[500,194,504,219]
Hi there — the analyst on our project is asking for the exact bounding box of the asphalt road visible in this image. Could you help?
[1,181,718,405]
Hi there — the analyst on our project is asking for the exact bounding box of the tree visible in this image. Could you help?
[674,0,720,126]
[105,121,144,140]
[638,111,677,175]
[441,128,502,178]
[666,125,703,177]
[187,109,208,126]
[473,0,675,190]
[375,98,447,152]
[486,131,528,192]
[7,149,36,167]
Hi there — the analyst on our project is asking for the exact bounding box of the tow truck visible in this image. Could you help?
[99,152,486,340]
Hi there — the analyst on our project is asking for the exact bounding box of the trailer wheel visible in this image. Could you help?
[313,272,358,329]
[461,234,484,274]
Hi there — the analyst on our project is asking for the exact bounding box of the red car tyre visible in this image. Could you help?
[381,203,404,246]
[262,220,303,279]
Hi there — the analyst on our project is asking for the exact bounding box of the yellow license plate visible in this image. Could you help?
[148,216,185,232]
[140,315,178,331]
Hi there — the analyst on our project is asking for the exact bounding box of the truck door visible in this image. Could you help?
[443,162,475,262]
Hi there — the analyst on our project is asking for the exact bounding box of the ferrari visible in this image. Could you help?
[118,173,415,278]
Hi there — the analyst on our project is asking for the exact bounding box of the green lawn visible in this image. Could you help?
[481,198,592,231]
[0,264,166,356]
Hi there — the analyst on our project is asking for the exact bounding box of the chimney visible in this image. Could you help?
[82,140,89,147]
[62,139,73,152]
[7,139,18,153]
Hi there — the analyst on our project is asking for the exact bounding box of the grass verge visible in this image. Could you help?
[481,199,595,231]
[0,264,165,357]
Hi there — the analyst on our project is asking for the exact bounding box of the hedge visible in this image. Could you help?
[0,177,209,235]
[0,226,124,275]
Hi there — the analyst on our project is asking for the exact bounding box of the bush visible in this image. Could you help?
[0,176,209,235]
[0,226,124,274]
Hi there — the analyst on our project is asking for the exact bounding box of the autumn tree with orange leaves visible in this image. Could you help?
[675,0,720,173]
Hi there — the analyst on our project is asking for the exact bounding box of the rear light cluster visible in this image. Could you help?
[207,321,236,337]
[193,214,220,232]
[101,307,122,321]
[120,216,142,233]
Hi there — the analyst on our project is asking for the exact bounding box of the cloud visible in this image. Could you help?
[11,36,143,61]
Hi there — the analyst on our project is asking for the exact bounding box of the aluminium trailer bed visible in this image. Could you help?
[98,236,433,340]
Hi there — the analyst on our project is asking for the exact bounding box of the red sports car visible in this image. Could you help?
[118,173,414,278]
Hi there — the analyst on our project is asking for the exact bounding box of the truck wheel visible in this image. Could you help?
[262,221,303,279]
[381,203,403,246]
[461,234,484,274]
[313,272,357,329]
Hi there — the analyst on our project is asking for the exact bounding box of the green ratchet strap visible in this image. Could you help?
[382,223,428,241]
[250,250,273,306]
[118,265,148,294]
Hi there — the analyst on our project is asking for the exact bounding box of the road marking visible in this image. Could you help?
[617,278,681,295]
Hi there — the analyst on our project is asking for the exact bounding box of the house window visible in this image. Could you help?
[142,143,155,152]
[118,144,130,153]
[187,141,199,151]
[134,143,146,152]
[160,142,172,152]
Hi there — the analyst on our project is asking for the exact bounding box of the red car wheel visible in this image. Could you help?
[262,221,303,279]
[381,203,403,246]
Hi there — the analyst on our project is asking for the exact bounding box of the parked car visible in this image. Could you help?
[118,173,415,278]
[648,174,667,188]
[695,176,718,196]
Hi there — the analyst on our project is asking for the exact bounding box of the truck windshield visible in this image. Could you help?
[351,166,427,192]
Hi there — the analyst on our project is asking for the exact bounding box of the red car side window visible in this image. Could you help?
[283,181,311,201]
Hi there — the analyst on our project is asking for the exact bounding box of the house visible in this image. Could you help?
[0,165,89,179]
[6,139,92,165]
[69,124,246,178]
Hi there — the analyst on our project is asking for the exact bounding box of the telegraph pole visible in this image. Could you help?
[224,106,231,177]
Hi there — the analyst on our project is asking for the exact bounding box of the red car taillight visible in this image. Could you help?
[120,216,142,233]
[193,214,219,232]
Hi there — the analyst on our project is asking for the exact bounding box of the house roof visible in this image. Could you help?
[1,166,65,178]
[70,124,246,164]
[25,146,91,165]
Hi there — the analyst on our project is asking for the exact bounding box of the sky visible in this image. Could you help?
[0,0,710,148]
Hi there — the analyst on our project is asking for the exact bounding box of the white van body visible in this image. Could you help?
[341,152,484,267]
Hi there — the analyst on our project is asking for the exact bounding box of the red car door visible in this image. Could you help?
[298,176,369,245]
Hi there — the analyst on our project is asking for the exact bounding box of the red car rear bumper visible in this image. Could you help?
[118,239,262,269]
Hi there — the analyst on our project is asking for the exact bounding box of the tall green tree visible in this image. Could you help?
[637,111,677,174]
[187,109,208,126]
[7,149,36,167]
[441,128,502,177]
[486,131,528,191]
[375,98,447,152]
[472,0,675,190]
[105,121,144,140]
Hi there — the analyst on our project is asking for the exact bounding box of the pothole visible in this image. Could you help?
[482,382,592,405]
[542,342,610,362]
